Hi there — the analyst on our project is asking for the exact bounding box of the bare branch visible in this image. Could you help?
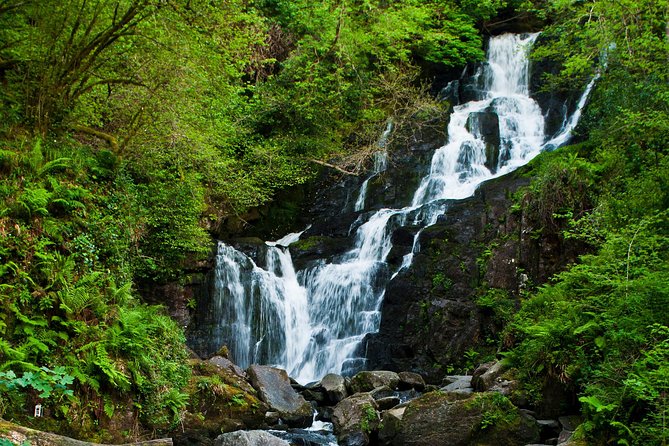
[307,158,358,176]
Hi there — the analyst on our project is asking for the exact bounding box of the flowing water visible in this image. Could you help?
[200,33,595,384]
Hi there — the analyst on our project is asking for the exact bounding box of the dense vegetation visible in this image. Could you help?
[0,0,513,440]
[501,1,669,444]
[0,0,666,444]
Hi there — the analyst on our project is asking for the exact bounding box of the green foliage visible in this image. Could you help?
[477,288,515,325]
[0,366,74,417]
[359,404,378,434]
[432,272,453,291]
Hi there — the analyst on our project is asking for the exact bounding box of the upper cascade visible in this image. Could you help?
[193,33,596,384]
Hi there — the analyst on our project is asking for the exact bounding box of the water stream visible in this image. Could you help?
[196,33,595,384]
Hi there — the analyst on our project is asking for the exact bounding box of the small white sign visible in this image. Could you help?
[34,404,42,417]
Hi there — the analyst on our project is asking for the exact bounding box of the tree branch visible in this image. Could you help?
[70,124,119,152]
[307,158,358,176]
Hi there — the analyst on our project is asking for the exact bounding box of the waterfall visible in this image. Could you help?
[201,33,595,383]
[354,121,392,212]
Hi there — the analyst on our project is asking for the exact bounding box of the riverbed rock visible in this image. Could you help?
[247,365,313,427]
[332,393,380,446]
[397,371,425,391]
[381,391,540,446]
[441,375,473,394]
[349,371,400,393]
[320,373,349,404]
[213,430,289,446]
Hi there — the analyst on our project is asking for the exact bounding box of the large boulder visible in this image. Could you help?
[208,355,246,378]
[214,430,289,446]
[349,371,400,394]
[181,359,267,440]
[320,373,349,404]
[247,365,313,428]
[381,391,540,446]
[332,393,380,446]
[397,372,425,391]
[440,375,473,395]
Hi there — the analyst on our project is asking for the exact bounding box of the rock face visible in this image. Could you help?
[214,430,289,446]
[466,110,501,172]
[366,165,586,382]
[247,365,313,427]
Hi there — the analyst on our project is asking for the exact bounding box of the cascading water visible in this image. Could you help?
[201,33,595,384]
[355,122,391,212]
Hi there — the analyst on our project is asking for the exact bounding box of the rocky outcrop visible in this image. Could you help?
[247,365,313,428]
[397,372,425,391]
[366,161,586,382]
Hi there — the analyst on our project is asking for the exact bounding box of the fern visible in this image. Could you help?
[28,138,43,173]
[57,272,104,316]
[39,157,71,176]
[16,187,51,217]
[79,342,131,390]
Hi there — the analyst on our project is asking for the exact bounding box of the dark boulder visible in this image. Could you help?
[381,391,540,446]
[332,393,380,446]
[349,371,400,394]
[247,365,313,428]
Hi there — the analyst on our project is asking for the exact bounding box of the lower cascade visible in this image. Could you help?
[190,33,594,384]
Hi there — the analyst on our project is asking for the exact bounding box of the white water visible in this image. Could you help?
[207,33,595,384]
[354,122,391,212]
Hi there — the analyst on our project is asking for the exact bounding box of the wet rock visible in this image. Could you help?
[537,419,561,439]
[349,371,400,393]
[320,373,348,404]
[332,393,380,446]
[247,365,313,428]
[437,79,461,106]
[466,110,501,172]
[214,430,289,446]
[397,372,425,391]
